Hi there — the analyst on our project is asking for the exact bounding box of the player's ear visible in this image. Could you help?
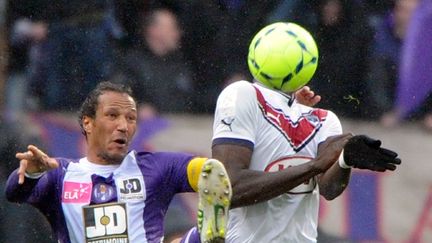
[82,116,93,134]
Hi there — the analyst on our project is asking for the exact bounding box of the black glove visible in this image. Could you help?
[343,135,401,172]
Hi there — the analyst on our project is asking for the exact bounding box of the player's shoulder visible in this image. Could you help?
[225,80,254,89]
[221,80,255,94]
[218,80,257,104]
[292,104,340,125]
[55,157,78,169]
[316,108,339,122]
[309,107,341,127]
[135,151,158,165]
[135,151,153,160]
[45,157,79,178]
[135,151,194,164]
[313,107,339,120]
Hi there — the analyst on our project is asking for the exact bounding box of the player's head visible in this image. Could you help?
[248,22,318,93]
[79,81,137,164]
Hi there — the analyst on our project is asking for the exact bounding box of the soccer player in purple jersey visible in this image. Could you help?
[5,81,232,243]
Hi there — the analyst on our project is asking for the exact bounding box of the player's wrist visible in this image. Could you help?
[309,158,329,174]
[338,150,352,169]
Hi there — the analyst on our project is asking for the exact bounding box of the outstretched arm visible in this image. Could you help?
[318,135,402,200]
[5,145,59,203]
[212,134,352,208]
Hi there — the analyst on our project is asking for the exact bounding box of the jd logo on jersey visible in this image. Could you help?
[83,203,128,243]
[117,177,145,201]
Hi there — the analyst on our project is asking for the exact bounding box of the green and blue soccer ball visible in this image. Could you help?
[248,22,319,92]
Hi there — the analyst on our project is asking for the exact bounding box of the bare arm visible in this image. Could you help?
[317,144,351,200]
[212,134,352,208]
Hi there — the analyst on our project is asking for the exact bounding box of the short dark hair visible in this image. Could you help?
[78,81,135,136]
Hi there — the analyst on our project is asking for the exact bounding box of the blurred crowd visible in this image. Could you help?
[0,0,431,242]
[2,0,431,123]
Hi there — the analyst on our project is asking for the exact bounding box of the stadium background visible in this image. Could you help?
[0,0,431,242]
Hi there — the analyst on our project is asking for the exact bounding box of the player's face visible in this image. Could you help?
[85,91,137,165]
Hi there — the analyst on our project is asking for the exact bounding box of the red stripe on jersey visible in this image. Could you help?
[254,86,328,151]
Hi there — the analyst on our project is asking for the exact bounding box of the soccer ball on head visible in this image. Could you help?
[248,22,319,93]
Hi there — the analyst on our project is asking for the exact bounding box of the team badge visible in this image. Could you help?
[92,183,116,204]
[305,114,319,126]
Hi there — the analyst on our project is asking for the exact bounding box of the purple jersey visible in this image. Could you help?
[6,150,195,243]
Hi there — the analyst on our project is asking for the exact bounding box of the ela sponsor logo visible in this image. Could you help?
[62,181,92,203]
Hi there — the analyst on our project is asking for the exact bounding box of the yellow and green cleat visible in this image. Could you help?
[197,159,232,243]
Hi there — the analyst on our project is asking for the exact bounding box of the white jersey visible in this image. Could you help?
[212,81,342,243]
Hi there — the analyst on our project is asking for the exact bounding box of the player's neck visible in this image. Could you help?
[253,81,294,104]
[86,153,108,165]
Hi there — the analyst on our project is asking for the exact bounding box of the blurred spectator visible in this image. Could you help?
[362,0,395,17]
[4,1,44,120]
[111,0,150,47]
[366,0,418,119]
[7,0,114,112]
[4,18,47,120]
[179,0,279,113]
[115,7,194,113]
[265,0,319,28]
[381,0,432,130]
[310,0,373,118]
[266,0,301,23]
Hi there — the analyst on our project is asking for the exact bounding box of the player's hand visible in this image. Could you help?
[294,86,321,107]
[15,145,59,184]
[316,133,353,172]
[343,135,401,172]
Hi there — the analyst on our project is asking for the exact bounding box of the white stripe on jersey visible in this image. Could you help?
[62,151,148,243]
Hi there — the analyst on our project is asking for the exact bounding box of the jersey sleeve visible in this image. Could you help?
[153,152,196,193]
[212,81,258,149]
[5,166,59,206]
[316,110,343,143]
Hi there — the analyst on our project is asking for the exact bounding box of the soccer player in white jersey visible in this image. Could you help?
[210,30,402,242]
[212,81,401,243]
[5,81,233,243]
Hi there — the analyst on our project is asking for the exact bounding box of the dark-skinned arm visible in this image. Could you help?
[317,134,402,200]
[317,149,351,201]
[212,133,352,208]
